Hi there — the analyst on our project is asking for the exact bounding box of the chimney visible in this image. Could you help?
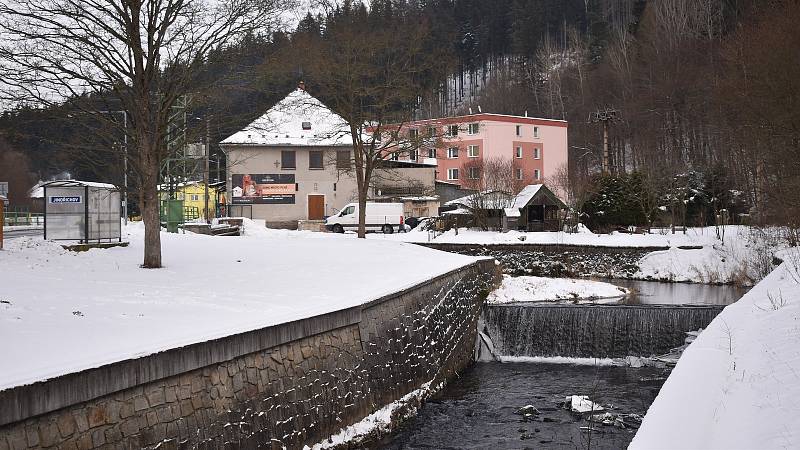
[298,80,306,91]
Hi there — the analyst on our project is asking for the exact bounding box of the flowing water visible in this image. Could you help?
[376,281,745,448]
[375,362,667,450]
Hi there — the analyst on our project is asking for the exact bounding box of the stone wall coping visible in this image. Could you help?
[0,258,491,427]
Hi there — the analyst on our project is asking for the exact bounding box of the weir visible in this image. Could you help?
[483,303,725,358]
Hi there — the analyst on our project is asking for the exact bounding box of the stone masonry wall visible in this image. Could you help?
[416,243,668,278]
[0,259,497,450]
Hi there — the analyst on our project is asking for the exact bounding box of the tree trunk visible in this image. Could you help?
[140,143,162,268]
[357,187,367,238]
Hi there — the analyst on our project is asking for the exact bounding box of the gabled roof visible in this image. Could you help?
[510,184,566,209]
[221,88,352,147]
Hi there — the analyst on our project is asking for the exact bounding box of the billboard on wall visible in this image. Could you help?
[231,174,295,204]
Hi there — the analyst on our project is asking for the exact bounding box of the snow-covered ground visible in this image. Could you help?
[0,221,479,391]
[487,275,627,304]
[630,250,800,450]
[374,225,722,248]
[375,225,783,287]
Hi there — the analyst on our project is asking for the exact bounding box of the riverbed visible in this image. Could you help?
[375,362,668,449]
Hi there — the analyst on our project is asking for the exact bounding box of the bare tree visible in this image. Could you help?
[0,0,288,267]
[460,156,518,230]
[295,8,451,238]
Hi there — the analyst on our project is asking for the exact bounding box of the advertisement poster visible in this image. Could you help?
[231,174,295,204]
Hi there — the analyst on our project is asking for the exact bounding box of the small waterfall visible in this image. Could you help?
[484,304,725,358]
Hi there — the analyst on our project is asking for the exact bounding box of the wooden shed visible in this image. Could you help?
[504,184,566,232]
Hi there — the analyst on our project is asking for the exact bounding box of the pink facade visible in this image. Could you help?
[399,113,568,188]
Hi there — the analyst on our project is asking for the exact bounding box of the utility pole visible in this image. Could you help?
[588,108,619,174]
[205,116,211,224]
[98,110,128,224]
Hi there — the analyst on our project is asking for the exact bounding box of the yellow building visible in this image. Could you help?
[158,182,219,220]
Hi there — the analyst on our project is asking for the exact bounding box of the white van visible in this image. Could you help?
[325,202,404,234]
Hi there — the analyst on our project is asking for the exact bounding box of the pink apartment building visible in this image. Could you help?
[396,113,568,188]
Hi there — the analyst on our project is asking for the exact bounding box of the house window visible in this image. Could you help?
[447,147,459,158]
[390,152,399,161]
[468,145,479,157]
[533,126,539,138]
[534,147,541,159]
[468,167,480,179]
[515,146,522,158]
[281,150,296,169]
[302,121,312,130]
[428,148,437,158]
[409,149,418,161]
[468,123,479,134]
[309,150,323,169]
[190,194,199,201]
[516,168,523,180]
[427,126,437,137]
[336,150,351,169]
[515,125,522,136]
[534,169,541,180]
[409,128,419,140]
[447,124,459,137]
[447,168,459,180]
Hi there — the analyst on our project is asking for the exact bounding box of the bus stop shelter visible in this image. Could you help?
[42,180,121,243]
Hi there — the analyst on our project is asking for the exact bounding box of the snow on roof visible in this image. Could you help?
[442,207,472,215]
[399,196,439,202]
[511,184,543,208]
[503,207,521,218]
[29,180,117,198]
[221,88,352,147]
[445,190,513,209]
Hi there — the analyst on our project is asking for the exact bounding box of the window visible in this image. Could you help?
[336,150,351,169]
[515,125,522,136]
[409,128,419,140]
[309,150,323,169]
[281,150,296,169]
[516,168,523,180]
[534,169,541,180]
[447,124,459,137]
[468,145,479,157]
[190,194,199,201]
[515,146,523,158]
[468,167,480,179]
[447,147,459,158]
[447,168,459,180]
[342,205,355,216]
[534,147,541,159]
[468,123,479,135]
[302,121,312,130]
[427,126,437,137]
[409,149,418,161]
[390,152,399,161]
[533,126,539,138]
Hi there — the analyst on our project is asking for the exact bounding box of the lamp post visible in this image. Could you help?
[99,110,128,225]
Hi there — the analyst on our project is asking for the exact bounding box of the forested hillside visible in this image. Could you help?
[1,0,797,229]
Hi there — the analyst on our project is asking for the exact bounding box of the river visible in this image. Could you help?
[376,280,747,449]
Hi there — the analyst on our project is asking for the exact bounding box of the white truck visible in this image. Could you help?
[325,202,405,234]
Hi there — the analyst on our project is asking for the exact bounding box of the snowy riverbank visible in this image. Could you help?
[630,250,800,449]
[0,222,479,391]
[487,275,627,304]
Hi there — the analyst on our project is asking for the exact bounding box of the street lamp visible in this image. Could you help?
[98,110,129,225]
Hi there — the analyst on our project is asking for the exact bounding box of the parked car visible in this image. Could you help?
[325,202,404,234]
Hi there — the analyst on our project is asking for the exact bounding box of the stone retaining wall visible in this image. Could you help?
[0,259,497,450]
[415,243,669,278]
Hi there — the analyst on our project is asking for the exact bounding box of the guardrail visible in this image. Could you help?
[3,212,44,226]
